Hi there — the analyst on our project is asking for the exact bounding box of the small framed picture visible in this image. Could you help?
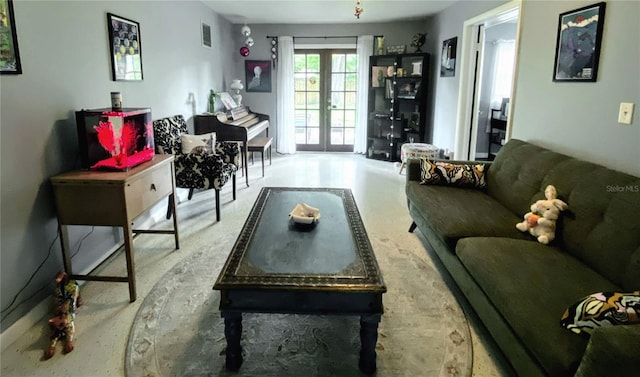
[440,37,457,77]
[245,60,271,93]
[553,2,606,82]
[107,13,143,81]
[0,0,22,74]
[201,21,212,48]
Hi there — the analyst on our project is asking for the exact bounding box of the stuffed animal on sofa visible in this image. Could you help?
[516,185,568,245]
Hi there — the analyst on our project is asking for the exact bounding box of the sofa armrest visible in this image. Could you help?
[406,158,492,183]
[574,325,640,377]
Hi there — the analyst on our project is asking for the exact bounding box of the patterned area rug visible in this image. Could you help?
[125,231,472,377]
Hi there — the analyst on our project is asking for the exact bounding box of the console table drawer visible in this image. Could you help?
[125,162,173,220]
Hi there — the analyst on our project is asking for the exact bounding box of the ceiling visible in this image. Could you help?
[202,0,460,24]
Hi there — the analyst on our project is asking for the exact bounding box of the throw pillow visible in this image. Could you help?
[560,291,640,335]
[419,159,487,188]
[181,132,216,154]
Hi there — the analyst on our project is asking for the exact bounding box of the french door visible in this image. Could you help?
[294,49,357,152]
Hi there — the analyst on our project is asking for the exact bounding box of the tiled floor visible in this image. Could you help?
[1,153,512,376]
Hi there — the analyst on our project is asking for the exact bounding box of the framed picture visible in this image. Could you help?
[553,2,606,82]
[371,66,387,87]
[201,21,211,48]
[0,0,22,74]
[440,37,457,77]
[107,13,143,81]
[245,60,271,93]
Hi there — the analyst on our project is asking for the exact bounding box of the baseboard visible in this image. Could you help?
[1,241,123,352]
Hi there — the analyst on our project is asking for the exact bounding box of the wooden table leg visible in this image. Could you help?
[58,225,73,274]
[122,222,137,302]
[222,311,243,371]
[359,314,381,375]
[169,193,180,249]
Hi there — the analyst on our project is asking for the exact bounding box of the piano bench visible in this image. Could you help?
[247,137,273,177]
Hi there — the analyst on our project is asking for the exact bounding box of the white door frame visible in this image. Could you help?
[453,0,523,160]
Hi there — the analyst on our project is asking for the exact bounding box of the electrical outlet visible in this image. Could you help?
[618,102,634,124]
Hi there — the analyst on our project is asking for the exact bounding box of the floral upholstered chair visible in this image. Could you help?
[152,115,240,222]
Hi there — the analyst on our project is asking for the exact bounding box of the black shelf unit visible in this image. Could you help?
[489,108,507,160]
[366,53,429,162]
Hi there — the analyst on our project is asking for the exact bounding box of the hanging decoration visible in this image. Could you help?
[270,37,278,68]
[355,0,363,19]
[239,22,253,57]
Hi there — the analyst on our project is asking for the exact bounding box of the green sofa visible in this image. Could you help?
[405,139,640,377]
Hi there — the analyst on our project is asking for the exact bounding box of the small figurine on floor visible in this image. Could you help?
[44,272,82,359]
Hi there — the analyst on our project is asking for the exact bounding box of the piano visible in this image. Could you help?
[194,106,270,186]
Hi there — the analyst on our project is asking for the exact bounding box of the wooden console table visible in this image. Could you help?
[50,154,180,302]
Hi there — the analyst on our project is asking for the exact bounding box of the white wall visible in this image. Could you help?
[0,0,233,331]
[511,0,640,176]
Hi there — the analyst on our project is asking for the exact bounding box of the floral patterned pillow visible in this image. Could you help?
[419,159,487,189]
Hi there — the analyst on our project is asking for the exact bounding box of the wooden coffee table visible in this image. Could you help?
[213,187,386,374]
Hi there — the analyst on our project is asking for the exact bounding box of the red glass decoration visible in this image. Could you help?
[240,46,250,57]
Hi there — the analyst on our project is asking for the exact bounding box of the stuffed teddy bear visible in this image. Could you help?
[516,185,568,244]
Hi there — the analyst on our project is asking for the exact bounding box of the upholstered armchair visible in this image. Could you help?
[152,115,240,222]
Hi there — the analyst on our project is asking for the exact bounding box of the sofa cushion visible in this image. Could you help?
[406,181,528,248]
[456,237,620,376]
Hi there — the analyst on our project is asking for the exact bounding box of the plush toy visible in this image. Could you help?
[516,185,568,245]
[44,300,76,359]
[44,272,81,359]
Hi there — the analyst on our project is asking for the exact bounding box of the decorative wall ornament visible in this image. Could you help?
[552,2,606,82]
[355,0,363,19]
[440,37,457,77]
[270,37,278,68]
[201,21,212,48]
[245,60,271,93]
[0,0,22,74]
[107,13,143,81]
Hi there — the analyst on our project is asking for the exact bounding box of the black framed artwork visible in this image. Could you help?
[107,13,143,81]
[245,60,271,93]
[201,21,211,48]
[0,0,22,74]
[440,37,457,77]
[552,2,606,82]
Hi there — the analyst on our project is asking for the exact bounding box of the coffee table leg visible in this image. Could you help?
[222,311,243,371]
[359,314,381,375]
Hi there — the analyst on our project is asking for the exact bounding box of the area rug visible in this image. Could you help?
[125,232,472,377]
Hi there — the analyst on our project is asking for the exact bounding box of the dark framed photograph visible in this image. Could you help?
[107,13,143,81]
[0,0,22,74]
[553,2,606,82]
[440,37,457,77]
[201,21,211,48]
[245,60,271,93]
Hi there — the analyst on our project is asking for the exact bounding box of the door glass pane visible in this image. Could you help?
[307,92,320,109]
[332,54,345,71]
[295,52,321,146]
[344,128,355,144]
[331,128,344,145]
[331,92,345,109]
[344,110,356,127]
[345,92,356,109]
[307,128,320,144]
[331,73,345,91]
[345,73,357,91]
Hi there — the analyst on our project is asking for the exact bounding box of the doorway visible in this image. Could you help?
[294,49,357,152]
[453,1,521,161]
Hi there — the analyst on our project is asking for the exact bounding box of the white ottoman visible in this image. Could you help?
[399,143,439,174]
